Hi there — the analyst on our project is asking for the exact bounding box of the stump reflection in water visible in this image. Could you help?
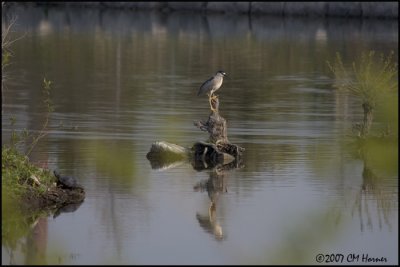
[146,91,245,240]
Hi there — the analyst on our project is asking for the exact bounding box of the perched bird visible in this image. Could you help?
[198,70,227,111]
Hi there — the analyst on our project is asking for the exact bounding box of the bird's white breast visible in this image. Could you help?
[213,76,223,90]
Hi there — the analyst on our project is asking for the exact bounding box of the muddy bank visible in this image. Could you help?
[2,147,85,215]
[21,184,85,212]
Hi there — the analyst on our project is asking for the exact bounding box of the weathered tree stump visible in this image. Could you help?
[147,95,244,169]
[193,96,244,162]
[194,96,227,144]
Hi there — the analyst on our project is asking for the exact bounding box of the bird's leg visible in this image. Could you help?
[209,201,216,221]
[208,94,216,112]
[210,99,217,112]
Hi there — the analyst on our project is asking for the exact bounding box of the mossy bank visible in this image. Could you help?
[2,146,85,213]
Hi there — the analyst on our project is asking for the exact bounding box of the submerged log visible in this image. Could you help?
[146,141,190,170]
[146,141,237,170]
[147,141,190,159]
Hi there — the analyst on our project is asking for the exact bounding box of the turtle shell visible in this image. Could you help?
[54,170,82,189]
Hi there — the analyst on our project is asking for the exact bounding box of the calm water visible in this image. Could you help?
[2,5,398,265]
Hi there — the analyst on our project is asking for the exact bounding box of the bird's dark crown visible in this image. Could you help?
[217,70,226,76]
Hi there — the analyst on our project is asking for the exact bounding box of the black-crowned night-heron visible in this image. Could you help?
[198,70,227,111]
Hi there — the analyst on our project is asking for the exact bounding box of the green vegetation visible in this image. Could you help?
[7,78,54,154]
[2,13,51,261]
[2,15,68,213]
[327,51,398,236]
[327,51,398,138]
[2,146,56,204]
[2,77,56,208]
[2,16,15,87]
[2,147,58,264]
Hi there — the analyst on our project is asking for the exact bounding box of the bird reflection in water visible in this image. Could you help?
[194,166,228,241]
[147,142,244,241]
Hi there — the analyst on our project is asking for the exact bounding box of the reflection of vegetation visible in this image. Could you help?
[2,190,53,265]
[351,138,398,232]
[81,140,137,184]
[355,138,397,176]
[307,136,397,233]
[327,51,398,137]
[242,205,341,265]
[3,206,80,265]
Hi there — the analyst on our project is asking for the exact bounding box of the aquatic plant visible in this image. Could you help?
[327,51,398,137]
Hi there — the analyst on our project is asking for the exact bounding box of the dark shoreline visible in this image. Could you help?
[4,2,398,19]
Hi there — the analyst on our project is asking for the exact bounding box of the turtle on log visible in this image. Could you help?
[54,170,83,190]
